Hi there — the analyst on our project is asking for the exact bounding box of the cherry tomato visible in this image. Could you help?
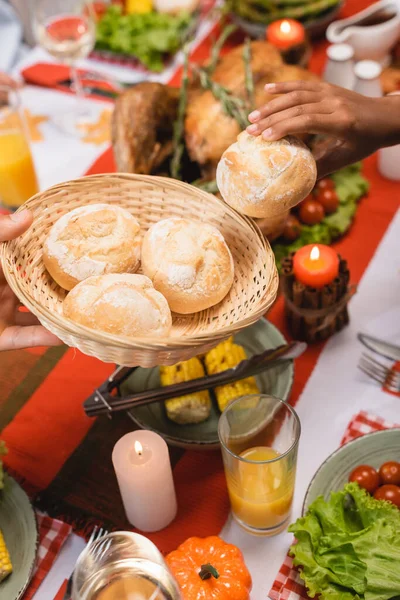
[379,461,400,486]
[349,465,380,494]
[293,194,313,213]
[282,215,302,242]
[374,484,400,507]
[298,199,325,225]
[315,178,335,193]
[316,189,339,215]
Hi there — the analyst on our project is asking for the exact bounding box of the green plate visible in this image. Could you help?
[122,318,294,450]
[303,429,400,513]
[0,474,38,600]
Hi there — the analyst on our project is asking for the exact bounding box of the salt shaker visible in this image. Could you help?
[353,60,383,97]
[323,44,355,89]
[378,92,400,181]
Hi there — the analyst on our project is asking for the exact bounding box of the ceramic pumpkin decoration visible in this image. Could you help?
[165,536,252,600]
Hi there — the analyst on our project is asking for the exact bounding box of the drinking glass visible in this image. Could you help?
[0,85,39,209]
[72,531,182,600]
[218,395,301,536]
[33,0,97,135]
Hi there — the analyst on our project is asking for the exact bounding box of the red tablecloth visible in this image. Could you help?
[1,0,399,557]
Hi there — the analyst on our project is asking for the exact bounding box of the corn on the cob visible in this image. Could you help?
[160,358,211,424]
[204,339,260,412]
[0,530,12,582]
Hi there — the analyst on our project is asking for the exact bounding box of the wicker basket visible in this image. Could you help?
[1,174,278,367]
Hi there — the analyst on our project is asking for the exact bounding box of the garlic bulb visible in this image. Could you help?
[154,0,199,14]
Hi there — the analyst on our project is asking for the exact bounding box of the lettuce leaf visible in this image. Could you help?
[273,163,369,268]
[289,483,400,600]
[95,6,191,72]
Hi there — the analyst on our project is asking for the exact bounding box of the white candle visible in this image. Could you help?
[112,431,177,532]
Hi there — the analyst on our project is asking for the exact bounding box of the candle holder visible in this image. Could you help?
[280,40,312,68]
[282,252,356,344]
[218,395,300,537]
[72,531,182,600]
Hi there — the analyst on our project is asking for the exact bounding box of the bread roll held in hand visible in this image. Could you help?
[63,274,172,338]
[141,218,234,314]
[43,204,142,291]
[216,131,317,219]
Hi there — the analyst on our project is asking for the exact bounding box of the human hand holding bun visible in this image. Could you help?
[63,274,172,338]
[141,218,234,314]
[43,204,142,291]
[216,131,316,219]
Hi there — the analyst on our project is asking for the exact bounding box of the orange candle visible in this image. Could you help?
[267,19,305,50]
[293,244,339,288]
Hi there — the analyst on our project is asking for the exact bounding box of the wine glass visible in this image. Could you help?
[33,0,97,136]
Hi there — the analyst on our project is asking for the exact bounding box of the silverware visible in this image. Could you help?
[358,353,400,393]
[358,333,400,362]
[83,341,307,417]
[63,526,109,600]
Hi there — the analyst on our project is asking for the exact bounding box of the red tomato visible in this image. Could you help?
[293,194,313,213]
[374,484,400,507]
[315,178,335,193]
[282,215,302,242]
[349,465,380,494]
[298,199,325,225]
[379,461,400,486]
[316,189,339,215]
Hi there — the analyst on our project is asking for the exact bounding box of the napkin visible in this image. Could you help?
[23,512,72,600]
[268,410,400,600]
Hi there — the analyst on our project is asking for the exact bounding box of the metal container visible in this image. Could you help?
[71,531,182,600]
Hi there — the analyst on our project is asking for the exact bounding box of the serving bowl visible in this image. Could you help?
[1,174,278,367]
[303,428,400,512]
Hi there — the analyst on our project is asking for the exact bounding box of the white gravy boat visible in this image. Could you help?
[327,0,400,65]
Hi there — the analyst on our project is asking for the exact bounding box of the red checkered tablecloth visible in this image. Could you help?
[268,411,400,600]
[23,513,72,600]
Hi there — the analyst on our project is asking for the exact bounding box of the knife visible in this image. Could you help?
[358,333,400,362]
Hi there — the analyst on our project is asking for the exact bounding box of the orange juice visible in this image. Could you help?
[0,131,39,208]
[226,446,294,532]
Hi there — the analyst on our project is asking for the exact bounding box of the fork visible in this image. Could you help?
[358,353,400,393]
[63,526,109,600]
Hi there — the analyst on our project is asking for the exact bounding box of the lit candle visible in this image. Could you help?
[267,19,305,50]
[112,430,177,532]
[293,244,339,288]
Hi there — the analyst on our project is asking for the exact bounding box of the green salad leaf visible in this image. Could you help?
[0,441,7,490]
[289,483,400,600]
[273,162,369,268]
[95,6,191,72]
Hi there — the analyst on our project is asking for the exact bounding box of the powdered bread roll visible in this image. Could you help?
[63,274,172,338]
[141,218,234,314]
[216,131,317,218]
[43,204,142,291]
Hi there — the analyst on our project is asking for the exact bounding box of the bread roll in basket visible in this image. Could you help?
[0,174,278,367]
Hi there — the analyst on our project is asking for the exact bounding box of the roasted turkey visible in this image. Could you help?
[112,82,179,174]
[112,41,319,178]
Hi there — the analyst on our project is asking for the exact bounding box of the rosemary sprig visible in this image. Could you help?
[208,24,237,74]
[196,66,248,130]
[243,37,255,112]
[171,44,190,180]
[192,179,219,194]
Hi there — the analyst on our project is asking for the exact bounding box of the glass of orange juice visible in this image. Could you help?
[0,85,39,209]
[218,395,300,536]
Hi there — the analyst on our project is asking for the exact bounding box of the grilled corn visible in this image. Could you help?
[160,358,211,424]
[204,338,260,412]
[0,530,12,582]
